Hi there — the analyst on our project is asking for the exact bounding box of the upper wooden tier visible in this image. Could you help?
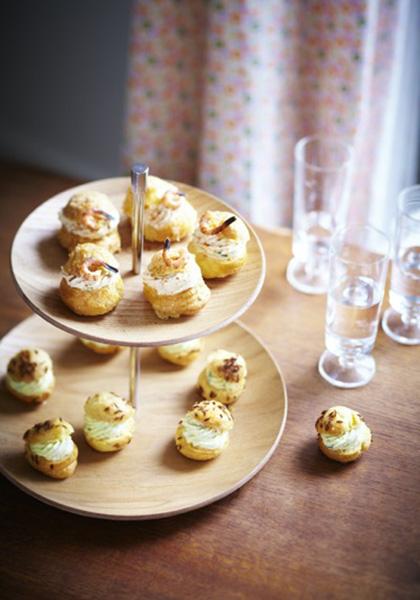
[10,178,265,346]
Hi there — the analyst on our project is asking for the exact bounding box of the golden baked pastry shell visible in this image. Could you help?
[57,227,121,253]
[5,376,55,405]
[197,368,245,406]
[143,281,210,320]
[25,442,78,479]
[188,243,247,278]
[175,423,228,461]
[59,277,124,316]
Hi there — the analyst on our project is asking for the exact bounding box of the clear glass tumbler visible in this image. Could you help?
[319,225,390,388]
[287,135,352,294]
[382,185,420,345]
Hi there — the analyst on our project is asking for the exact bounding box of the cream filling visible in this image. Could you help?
[206,369,244,394]
[30,437,74,461]
[160,340,201,356]
[7,368,54,396]
[182,414,229,450]
[59,205,120,238]
[146,199,196,230]
[143,255,204,296]
[84,415,135,441]
[192,229,248,261]
[62,268,119,291]
[321,422,371,454]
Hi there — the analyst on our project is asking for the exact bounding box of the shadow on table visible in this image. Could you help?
[296,438,359,477]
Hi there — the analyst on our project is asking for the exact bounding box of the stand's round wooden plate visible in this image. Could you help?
[0,316,287,520]
[11,178,265,347]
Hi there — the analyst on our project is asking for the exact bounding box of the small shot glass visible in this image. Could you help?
[319,224,390,388]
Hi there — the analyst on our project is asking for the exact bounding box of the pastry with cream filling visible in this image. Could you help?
[315,406,372,463]
[157,338,203,366]
[83,392,135,452]
[58,190,121,253]
[175,400,234,461]
[188,210,250,278]
[79,338,122,355]
[124,175,196,242]
[143,240,211,320]
[197,349,247,405]
[59,243,124,316]
[23,418,78,479]
[6,348,55,404]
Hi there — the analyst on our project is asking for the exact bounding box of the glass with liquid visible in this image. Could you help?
[319,225,390,388]
[382,186,420,345]
[287,135,352,294]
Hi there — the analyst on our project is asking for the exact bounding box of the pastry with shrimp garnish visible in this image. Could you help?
[23,418,78,479]
[157,338,203,367]
[143,239,211,320]
[197,349,247,406]
[83,392,135,452]
[315,406,372,463]
[58,190,121,253]
[124,175,196,242]
[188,210,250,278]
[79,338,122,355]
[175,400,234,461]
[6,348,55,404]
[59,243,124,316]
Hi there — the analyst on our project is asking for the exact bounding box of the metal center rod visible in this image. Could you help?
[129,163,149,409]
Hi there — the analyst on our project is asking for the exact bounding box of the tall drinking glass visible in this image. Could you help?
[287,135,352,294]
[382,185,420,345]
[319,225,390,388]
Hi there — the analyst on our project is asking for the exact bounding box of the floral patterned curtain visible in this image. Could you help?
[124,0,412,227]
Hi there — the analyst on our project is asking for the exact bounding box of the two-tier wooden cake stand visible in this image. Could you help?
[0,165,287,519]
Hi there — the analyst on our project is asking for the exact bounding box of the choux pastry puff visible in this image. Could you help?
[197,349,247,405]
[175,400,234,461]
[58,190,121,253]
[59,243,124,316]
[189,210,250,278]
[79,338,122,355]
[123,174,196,242]
[157,338,203,366]
[143,240,211,320]
[6,348,55,404]
[315,406,372,463]
[23,418,78,479]
[83,392,135,452]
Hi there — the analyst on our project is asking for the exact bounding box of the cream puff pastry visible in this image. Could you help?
[188,210,250,278]
[23,418,78,479]
[6,348,55,404]
[124,175,196,242]
[59,243,124,316]
[143,240,211,319]
[58,190,121,253]
[83,392,135,452]
[315,406,372,463]
[175,400,234,461]
[197,350,247,405]
[79,338,122,355]
[158,338,203,366]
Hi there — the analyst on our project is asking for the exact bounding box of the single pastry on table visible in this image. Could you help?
[6,348,55,404]
[188,210,250,278]
[143,239,211,320]
[197,349,247,406]
[83,392,135,452]
[59,243,124,316]
[175,400,234,461]
[315,406,372,463]
[124,175,196,242]
[23,418,78,479]
[58,190,121,253]
[157,338,203,366]
[79,338,122,355]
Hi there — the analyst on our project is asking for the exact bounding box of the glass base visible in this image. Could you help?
[382,308,420,345]
[318,350,376,389]
[286,257,328,295]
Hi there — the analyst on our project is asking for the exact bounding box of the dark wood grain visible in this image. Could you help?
[0,163,419,600]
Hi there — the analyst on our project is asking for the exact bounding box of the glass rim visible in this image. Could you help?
[330,224,390,265]
[398,184,420,223]
[294,134,353,173]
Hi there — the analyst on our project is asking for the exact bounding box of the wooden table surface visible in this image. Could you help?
[0,163,419,600]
